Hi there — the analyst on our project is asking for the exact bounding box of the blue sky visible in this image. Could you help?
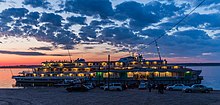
[0,0,220,65]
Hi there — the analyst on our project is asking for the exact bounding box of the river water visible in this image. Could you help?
[0,66,219,90]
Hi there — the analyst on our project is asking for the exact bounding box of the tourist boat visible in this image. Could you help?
[12,54,203,86]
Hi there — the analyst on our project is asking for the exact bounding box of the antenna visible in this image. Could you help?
[155,40,162,60]
[67,49,72,62]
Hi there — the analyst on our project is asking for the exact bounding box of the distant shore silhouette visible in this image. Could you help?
[1,63,220,68]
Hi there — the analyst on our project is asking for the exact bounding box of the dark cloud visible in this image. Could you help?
[115,1,157,28]
[0,50,46,56]
[78,20,115,40]
[34,24,79,46]
[0,50,67,56]
[84,46,94,50]
[64,0,114,18]
[143,29,214,58]
[144,1,186,19]
[1,8,29,18]
[26,12,40,20]
[23,0,50,9]
[29,47,53,51]
[186,0,220,6]
[60,45,75,50]
[24,22,79,47]
[0,25,10,33]
[79,26,99,40]
[114,1,185,29]
[181,13,220,30]
[101,27,139,43]
[40,13,63,26]
[173,29,211,40]
[140,29,166,38]
[90,20,114,26]
[49,54,68,56]
[67,16,86,25]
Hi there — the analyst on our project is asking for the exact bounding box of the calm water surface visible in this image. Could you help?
[0,68,32,88]
[0,66,220,89]
[190,66,220,90]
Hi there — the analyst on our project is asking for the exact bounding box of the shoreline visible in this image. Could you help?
[0,87,220,105]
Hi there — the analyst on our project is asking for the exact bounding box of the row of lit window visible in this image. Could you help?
[42,62,124,67]
[130,61,167,65]
[32,73,95,77]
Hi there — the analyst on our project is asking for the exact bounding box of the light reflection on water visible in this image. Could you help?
[0,68,31,88]
[0,67,220,89]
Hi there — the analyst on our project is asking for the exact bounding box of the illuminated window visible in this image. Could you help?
[115,62,119,66]
[85,68,91,72]
[78,63,84,66]
[78,73,84,77]
[146,72,150,76]
[53,68,57,71]
[49,63,52,67]
[163,61,167,65]
[59,63,63,67]
[88,63,93,66]
[33,74,36,77]
[161,66,167,69]
[43,69,47,72]
[173,66,179,69]
[154,72,159,77]
[127,72,134,77]
[50,74,53,77]
[128,67,133,70]
[166,72,172,77]
[34,68,39,72]
[42,63,46,66]
[103,72,113,78]
[151,66,157,69]
[40,74,45,77]
[114,67,121,69]
[72,68,78,72]
[60,73,64,77]
[102,62,107,66]
[131,61,137,65]
[103,73,108,77]
[63,68,68,72]
[69,73,73,76]
[160,72,166,77]
[90,73,94,76]
[115,62,123,66]
[146,62,150,65]
[153,61,157,65]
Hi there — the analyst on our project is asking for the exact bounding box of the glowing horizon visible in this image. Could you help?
[0,0,220,65]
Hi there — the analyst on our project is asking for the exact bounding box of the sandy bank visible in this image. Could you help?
[0,88,220,105]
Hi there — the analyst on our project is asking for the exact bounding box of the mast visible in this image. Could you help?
[67,49,72,62]
[155,40,162,60]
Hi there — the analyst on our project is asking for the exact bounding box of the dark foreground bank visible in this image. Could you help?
[0,88,220,105]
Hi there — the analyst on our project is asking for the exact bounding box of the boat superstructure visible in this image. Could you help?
[12,54,203,86]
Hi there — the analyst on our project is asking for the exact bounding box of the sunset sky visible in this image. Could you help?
[0,0,220,66]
